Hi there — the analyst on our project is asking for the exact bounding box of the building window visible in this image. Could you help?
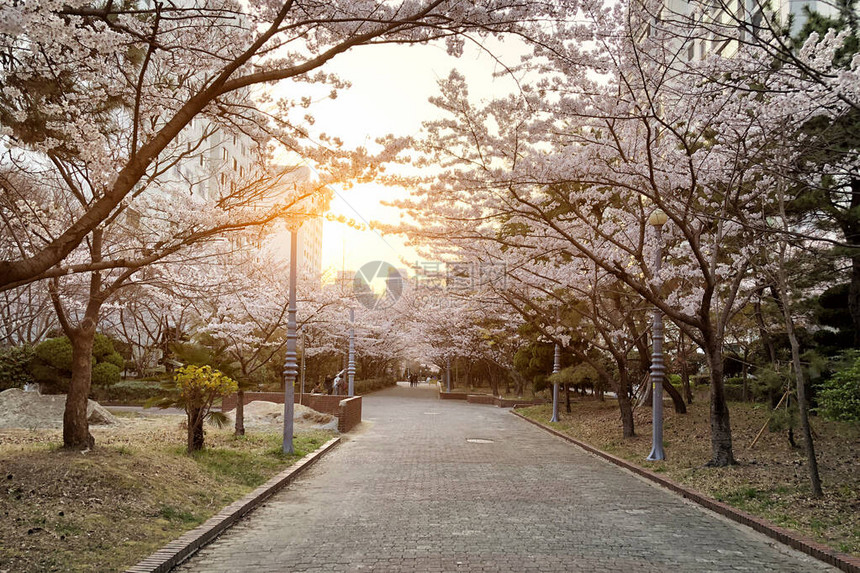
[199,154,204,166]
[222,148,227,160]
[233,158,237,171]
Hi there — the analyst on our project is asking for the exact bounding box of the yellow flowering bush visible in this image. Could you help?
[150,364,237,452]
[174,364,238,404]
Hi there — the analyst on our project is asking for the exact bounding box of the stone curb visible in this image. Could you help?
[125,437,341,573]
[511,410,860,573]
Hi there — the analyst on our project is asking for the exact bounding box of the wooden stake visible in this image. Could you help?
[748,388,791,449]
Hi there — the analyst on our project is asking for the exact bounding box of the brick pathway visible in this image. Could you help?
[176,383,836,572]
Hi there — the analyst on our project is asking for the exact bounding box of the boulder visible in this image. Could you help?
[230,400,338,431]
[0,388,119,429]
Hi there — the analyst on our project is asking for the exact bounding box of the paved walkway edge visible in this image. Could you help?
[125,437,342,573]
[511,410,860,573]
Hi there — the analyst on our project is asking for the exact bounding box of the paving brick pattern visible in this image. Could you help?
[176,384,837,572]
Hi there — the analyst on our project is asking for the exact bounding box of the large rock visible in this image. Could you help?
[0,388,119,429]
[230,400,338,431]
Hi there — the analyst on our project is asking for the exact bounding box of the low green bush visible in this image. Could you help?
[0,345,35,390]
[91,379,164,405]
[817,354,860,423]
[723,382,745,402]
[91,362,122,387]
[30,333,124,392]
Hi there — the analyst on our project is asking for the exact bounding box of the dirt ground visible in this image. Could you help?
[0,411,333,572]
[519,391,860,557]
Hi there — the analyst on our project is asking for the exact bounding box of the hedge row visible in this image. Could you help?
[353,377,397,395]
[90,379,164,405]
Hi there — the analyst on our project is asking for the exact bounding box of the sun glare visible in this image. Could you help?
[267,39,528,273]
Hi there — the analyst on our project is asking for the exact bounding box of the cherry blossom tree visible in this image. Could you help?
[0,0,580,291]
[386,0,822,466]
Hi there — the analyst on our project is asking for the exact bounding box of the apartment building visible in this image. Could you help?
[637,0,841,61]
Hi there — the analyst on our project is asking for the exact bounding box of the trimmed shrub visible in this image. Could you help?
[354,377,397,394]
[0,345,35,390]
[91,362,122,388]
[90,379,164,405]
[817,355,860,423]
[30,333,125,393]
[34,337,74,372]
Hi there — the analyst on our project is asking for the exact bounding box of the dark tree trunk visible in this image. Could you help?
[63,327,96,450]
[704,339,735,466]
[851,248,860,347]
[664,379,687,414]
[617,371,635,438]
[639,365,685,413]
[846,178,860,346]
[564,382,571,413]
[779,277,824,496]
[754,289,777,366]
[678,333,693,404]
[486,364,498,397]
[234,390,245,436]
[188,407,205,452]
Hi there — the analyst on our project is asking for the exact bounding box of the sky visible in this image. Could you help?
[280,38,528,275]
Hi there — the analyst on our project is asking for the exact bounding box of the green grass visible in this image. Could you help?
[186,431,331,488]
[0,427,335,572]
[158,505,199,523]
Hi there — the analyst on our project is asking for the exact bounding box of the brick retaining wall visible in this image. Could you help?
[496,397,547,408]
[222,392,362,432]
[439,391,546,408]
[466,394,496,405]
[337,396,362,432]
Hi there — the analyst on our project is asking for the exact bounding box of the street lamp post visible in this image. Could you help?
[647,209,668,461]
[282,228,298,455]
[347,308,355,397]
[550,342,561,423]
[299,329,306,405]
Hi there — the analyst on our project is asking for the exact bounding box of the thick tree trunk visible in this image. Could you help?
[187,407,205,452]
[564,382,571,413]
[234,390,245,437]
[704,340,735,466]
[63,328,96,450]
